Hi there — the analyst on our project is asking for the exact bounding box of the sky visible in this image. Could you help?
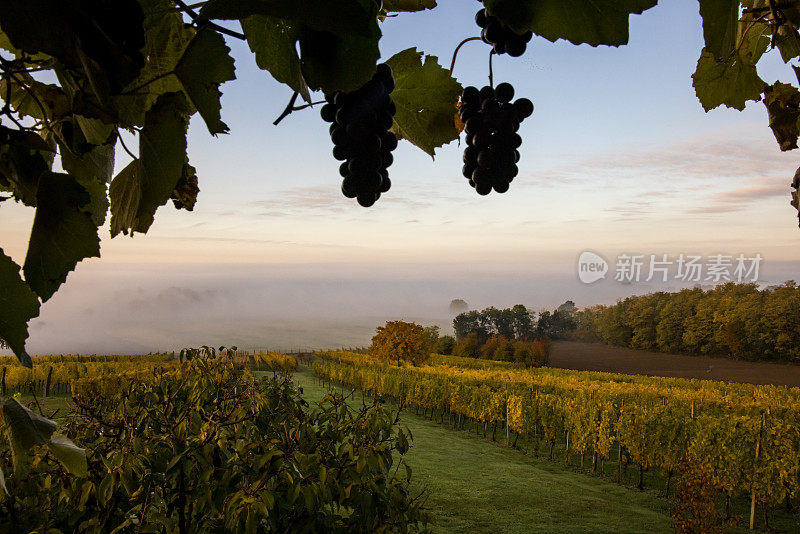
[2,0,800,354]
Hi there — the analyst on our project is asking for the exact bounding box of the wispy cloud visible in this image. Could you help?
[526,132,796,189]
[685,180,789,214]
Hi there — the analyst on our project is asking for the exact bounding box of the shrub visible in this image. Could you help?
[452,332,480,358]
[511,339,550,367]
[479,335,509,360]
[0,357,430,532]
[435,335,455,355]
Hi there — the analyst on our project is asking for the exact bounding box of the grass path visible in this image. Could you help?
[290,367,673,534]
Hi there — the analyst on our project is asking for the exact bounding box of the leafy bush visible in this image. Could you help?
[0,357,430,532]
[435,335,455,355]
[452,332,480,358]
[512,339,550,367]
[479,335,514,361]
[370,321,431,367]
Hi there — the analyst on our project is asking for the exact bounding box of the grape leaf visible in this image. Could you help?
[47,434,88,476]
[199,0,377,36]
[241,15,311,103]
[775,24,800,63]
[0,251,39,367]
[763,82,800,151]
[59,140,114,226]
[0,126,53,207]
[109,160,144,237]
[692,23,770,111]
[0,0,77,64]
[383,0,437,12]
[0,75,70,122]
[0,0,145,94]
[483,0,657,47]
[698,0,739,59]
[386,48,462,157]
[299,25,382,93]
[110,92,190,236]
[792,166,800,227]
[113,0,195,127]
[171,164,199,211]
[75,116,115,145]
[23,172,101,302]
[175,29,236,136]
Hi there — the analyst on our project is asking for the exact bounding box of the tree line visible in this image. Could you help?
[446,304,575,366]
[572,282,800,363]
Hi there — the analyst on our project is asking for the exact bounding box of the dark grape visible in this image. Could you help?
[476,182,492,195]
[462,86,480,105]
[513,98,534,119]
[495,82,514,103]
[357,192,378,207]
[493,181,510,193]
[474,8,530,57]
[322,62,398,206]
[475,8,488,28]
[321,103,337,122]
[332,145,349,161]
[382,132,398,151]
[458,83,533,196]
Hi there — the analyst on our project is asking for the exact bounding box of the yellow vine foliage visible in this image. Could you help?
[315,350,800,507]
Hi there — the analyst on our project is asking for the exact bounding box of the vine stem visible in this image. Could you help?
[116,128,137,160]
[449,36,482,75]
[173,0,246,40]
[120,70,175,95]
[489,50,495,88]
[273,92,300,125]
[291,100,325,111]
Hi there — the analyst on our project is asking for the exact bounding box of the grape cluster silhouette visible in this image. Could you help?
[460,83,533,195]
[320,63,397,207]
[475,8,532,56]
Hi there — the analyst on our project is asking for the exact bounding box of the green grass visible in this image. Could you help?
[287,366,673,533]
[15,393,72,417]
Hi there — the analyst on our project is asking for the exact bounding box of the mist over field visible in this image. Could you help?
[4,260,798,356]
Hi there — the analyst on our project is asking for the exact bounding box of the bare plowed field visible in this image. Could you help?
[550,341,800,387]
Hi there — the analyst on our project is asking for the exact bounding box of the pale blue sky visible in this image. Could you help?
[2,0,800,354]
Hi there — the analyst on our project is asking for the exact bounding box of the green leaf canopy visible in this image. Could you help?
[387,48,462,157]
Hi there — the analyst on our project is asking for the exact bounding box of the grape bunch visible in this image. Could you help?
[459,82,533,195]
[319,64,398,207]
[475,8,532,57]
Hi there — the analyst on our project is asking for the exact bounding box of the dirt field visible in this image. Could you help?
[550,341,800,387]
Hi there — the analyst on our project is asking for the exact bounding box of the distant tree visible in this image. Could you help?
[435,335,455,355]
[537,309,576,339]
[452,332,480,358]
[557,300,576,313]
[510,304,536,340]
[370,321,431,367]
[453,310,488,341]
[484,307,515,339]
[568,282,800,363]
[449,299,469,314]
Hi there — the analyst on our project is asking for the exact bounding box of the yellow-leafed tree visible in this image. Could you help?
[370,321,431,367]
